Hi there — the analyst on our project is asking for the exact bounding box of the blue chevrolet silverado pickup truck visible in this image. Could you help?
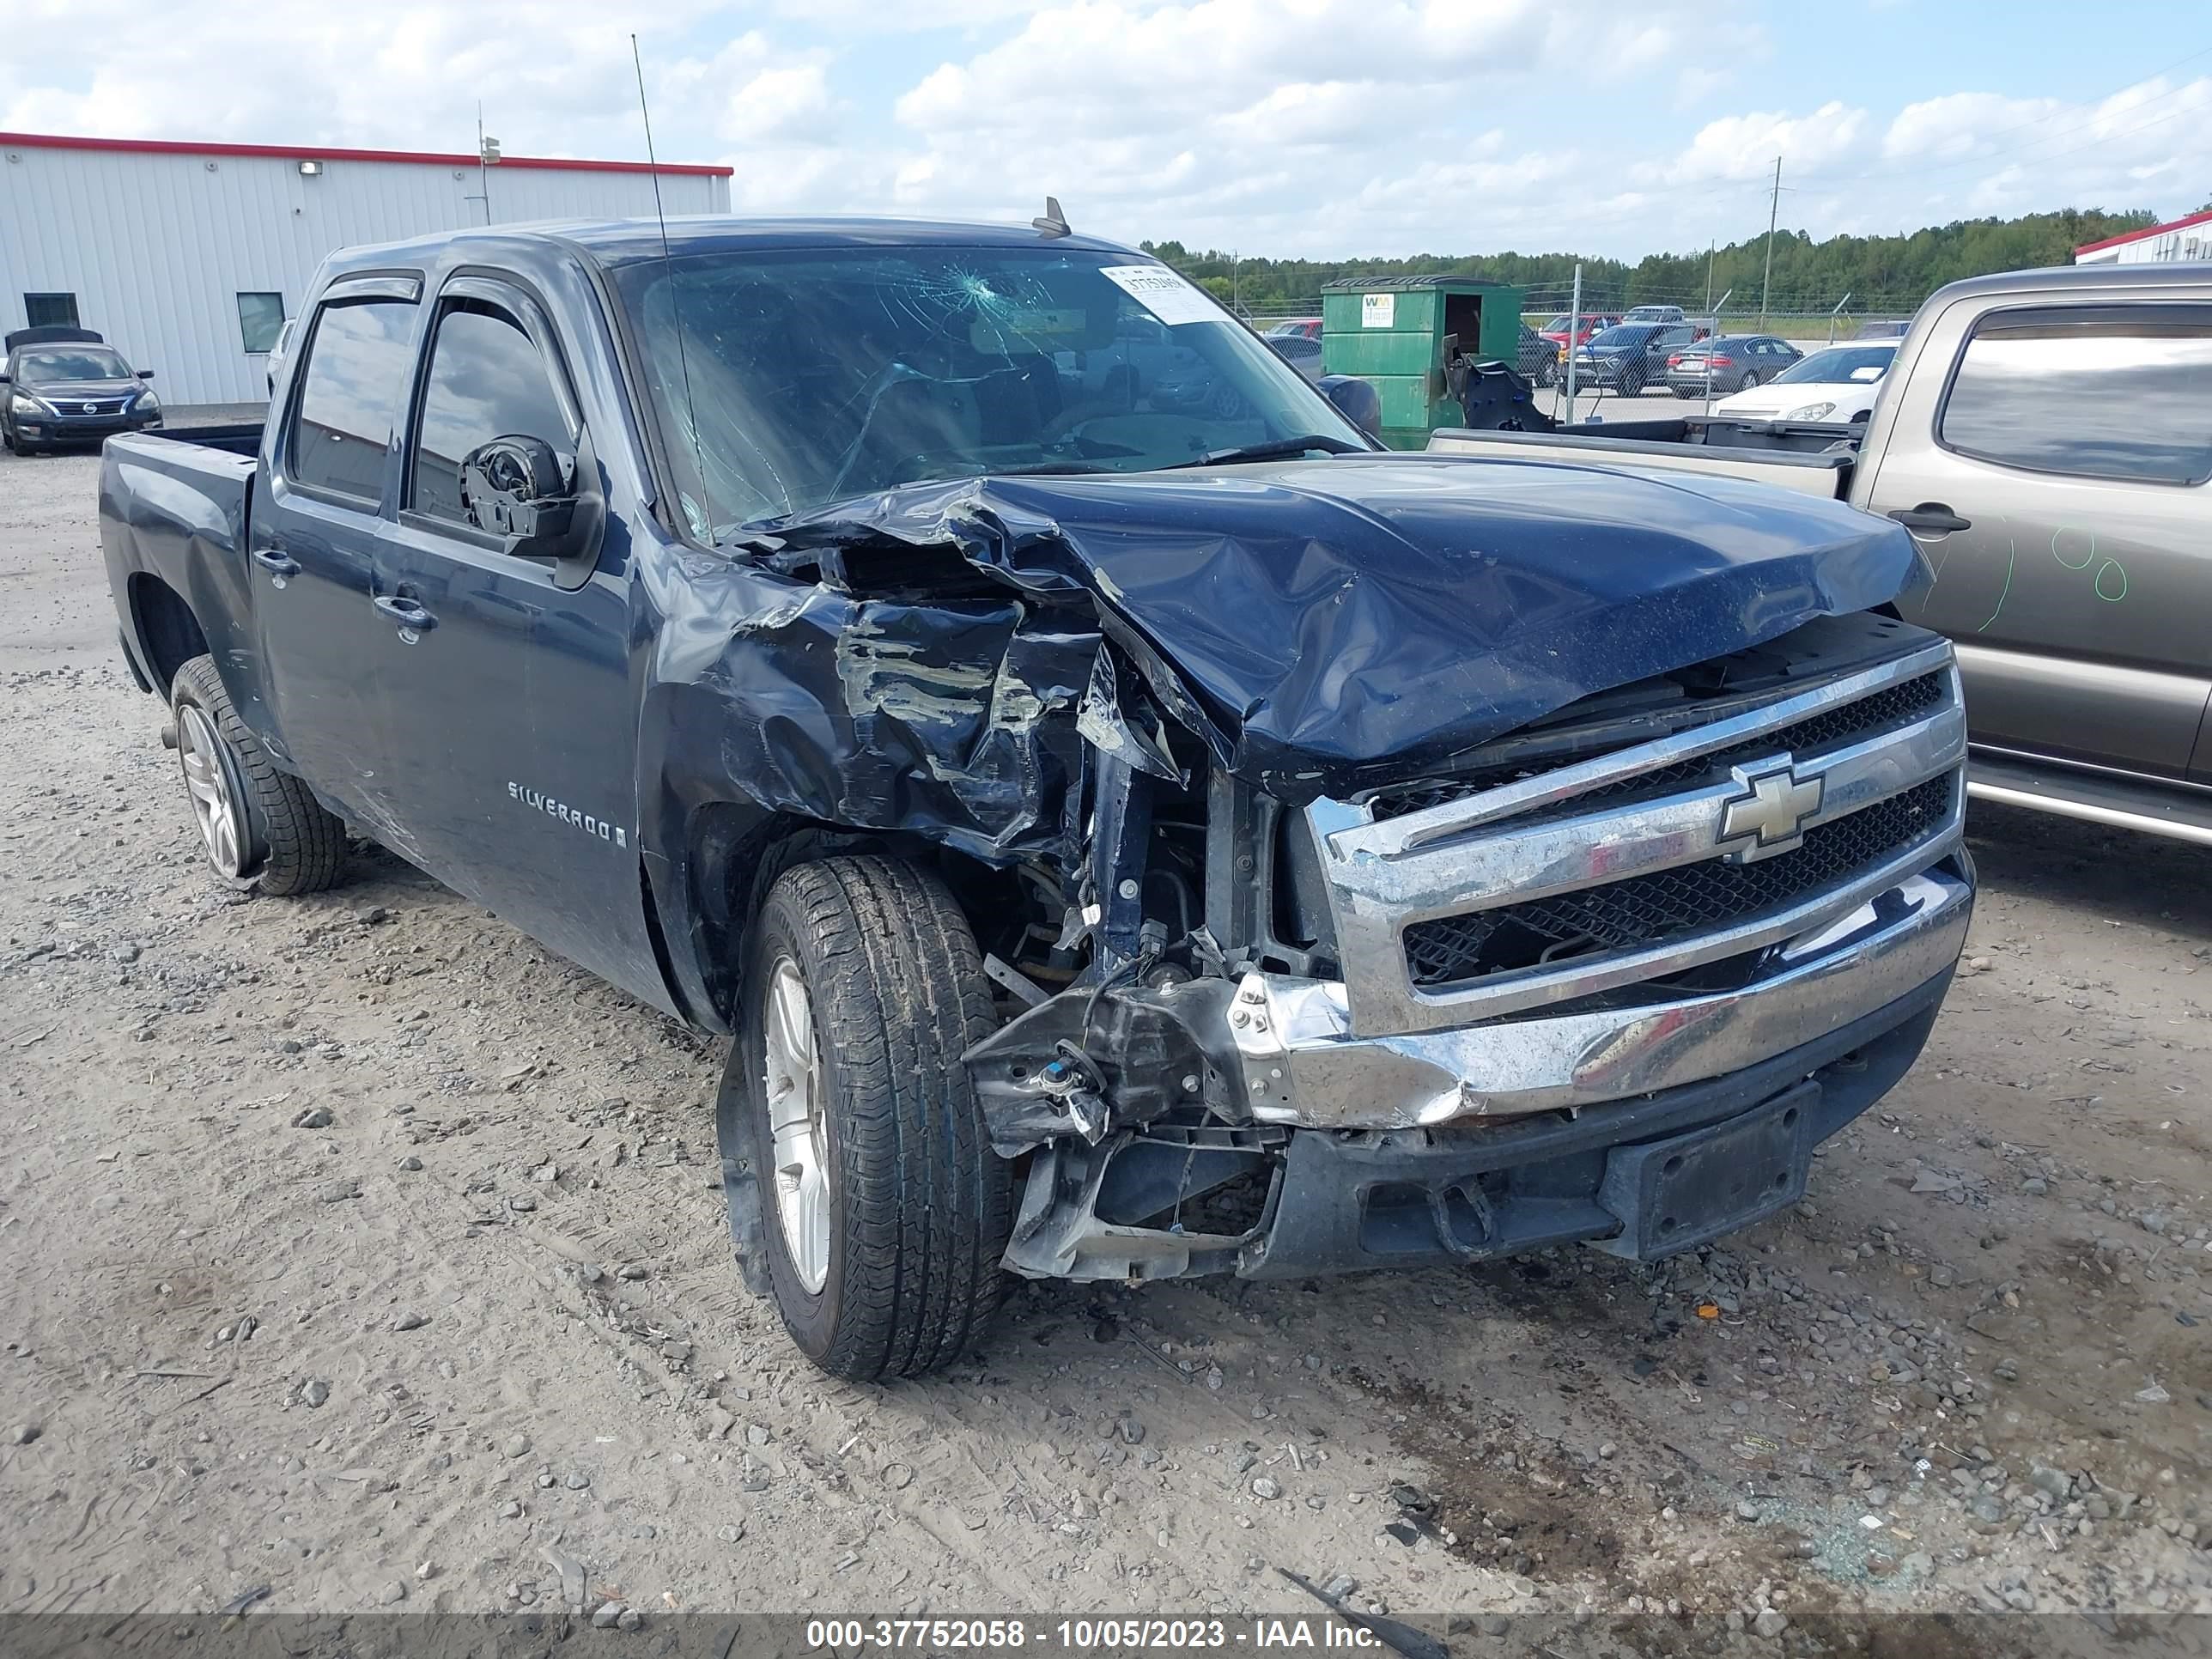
[99,216,1972,1379]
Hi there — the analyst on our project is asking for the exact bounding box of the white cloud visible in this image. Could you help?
[879,0,1711,251]
[1651,101,1869,185]
[3,0,2209,266]
[0,1,782,163]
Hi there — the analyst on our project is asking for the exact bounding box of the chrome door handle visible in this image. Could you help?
[374,594,436,633]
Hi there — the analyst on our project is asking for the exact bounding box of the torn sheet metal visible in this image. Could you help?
[967,975,1246,1157]
[643,450,1919,881]
[763,453,1924,800]
[641,545,1099,866]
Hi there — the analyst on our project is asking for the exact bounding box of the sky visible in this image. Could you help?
[4,0,2209,264]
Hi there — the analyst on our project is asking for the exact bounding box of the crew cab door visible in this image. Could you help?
[368,276,664,1005]
[252,276,423,810]
[1865,295,2212,779]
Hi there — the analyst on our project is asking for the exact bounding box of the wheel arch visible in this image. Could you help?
[672,798,1007,1030]
[126,573,210,694]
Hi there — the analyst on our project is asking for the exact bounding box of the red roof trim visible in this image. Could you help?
[0,129,731,178]
[2075,207,2212,256]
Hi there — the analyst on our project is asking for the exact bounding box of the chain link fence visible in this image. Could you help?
[1237,279,1917,425]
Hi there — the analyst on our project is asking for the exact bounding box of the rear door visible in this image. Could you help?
[1866,295,2212,778]
[367,273,659,1000]
[252,275,423,811]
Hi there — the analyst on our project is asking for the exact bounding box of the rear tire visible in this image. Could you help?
[734,855,1012,1380]
[168,655,347,896]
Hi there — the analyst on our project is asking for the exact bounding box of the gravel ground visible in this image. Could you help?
[3,442,2209,1629]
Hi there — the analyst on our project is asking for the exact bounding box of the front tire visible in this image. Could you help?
[169,655,347,895]
[735,855,1012,1380]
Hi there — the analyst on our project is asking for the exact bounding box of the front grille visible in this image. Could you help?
[1367,671,1945,823]
[1402,774,1952,989]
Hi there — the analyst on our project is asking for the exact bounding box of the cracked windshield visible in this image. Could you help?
[612,245,1365,538]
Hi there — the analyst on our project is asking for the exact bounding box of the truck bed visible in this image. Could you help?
[1428,416,1860,499]
[98,428,264,697]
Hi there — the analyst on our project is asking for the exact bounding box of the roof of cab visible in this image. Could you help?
[321,216,1146,276]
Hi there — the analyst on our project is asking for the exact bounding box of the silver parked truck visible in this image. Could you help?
[1437,264,2212,845]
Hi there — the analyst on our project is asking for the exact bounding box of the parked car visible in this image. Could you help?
[1516,323,1558,384]
[1570,321,1697,395]
[1265,331,1324,382]
[2,327,161,454]
[1711,341,1897,422]
[265,317,296,396]
[1537,313,1619,352]
[1433,262,2212,844]
[1664,334,1802,398]
[1621,304,1687,325]
[99,215,1968,1378]
[1265,317,1322,342]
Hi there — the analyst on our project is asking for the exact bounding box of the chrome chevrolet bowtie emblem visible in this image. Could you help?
[1718,759,1824,861]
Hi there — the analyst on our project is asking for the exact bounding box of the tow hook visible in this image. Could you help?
[160,720,179,750]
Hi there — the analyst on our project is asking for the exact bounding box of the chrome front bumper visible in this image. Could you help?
[1224,639,1972,1131]
[1223,862,1970,1130]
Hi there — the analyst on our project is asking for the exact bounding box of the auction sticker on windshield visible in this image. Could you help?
[1100,264,1221,326]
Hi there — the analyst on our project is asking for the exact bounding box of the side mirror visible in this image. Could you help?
[137,369,154,380]
[1318,374,1382,439]
[460,434,580,561]
[0,373,9,385]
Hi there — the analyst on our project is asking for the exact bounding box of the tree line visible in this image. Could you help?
[1142,206,2162,318]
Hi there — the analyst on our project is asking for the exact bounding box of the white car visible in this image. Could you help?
[1711,341,1898,422]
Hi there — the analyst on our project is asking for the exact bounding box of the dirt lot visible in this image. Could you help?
[3,443,2209,1629]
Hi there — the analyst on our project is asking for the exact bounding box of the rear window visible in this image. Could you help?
[1773,344,1894,385]
[1939,306,2212,486]
[287,299,416,503]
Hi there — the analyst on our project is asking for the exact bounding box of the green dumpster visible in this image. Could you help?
[1320,276,1526,449]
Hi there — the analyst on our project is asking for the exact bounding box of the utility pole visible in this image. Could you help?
[1704,239,1715,316]
[1760,155,1781,325]
[474,105,501,226]
[1564,262,1583,418]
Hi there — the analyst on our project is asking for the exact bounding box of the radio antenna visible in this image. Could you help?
[631,33,715,542]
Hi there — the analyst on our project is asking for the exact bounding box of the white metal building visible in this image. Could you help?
[0,131,732,404]
[2074,208,2212,267]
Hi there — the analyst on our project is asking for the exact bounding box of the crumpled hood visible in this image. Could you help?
[773,452,1922,794]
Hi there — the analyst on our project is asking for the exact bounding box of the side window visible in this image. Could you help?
[288,299,416,503]
[1940,307,2212,486]
[410,301,573,528]
[237,292,286,355]
[23,292,78,329]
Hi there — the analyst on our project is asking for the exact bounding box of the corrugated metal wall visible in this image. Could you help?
[0,144,729,404]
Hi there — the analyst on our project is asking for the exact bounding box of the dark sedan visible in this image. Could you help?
[1265,331,1325,382]
[1568,321,1697,397]
[1516,323,1558,385]
[1663,334,1802,398]
[3,331,161,454]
